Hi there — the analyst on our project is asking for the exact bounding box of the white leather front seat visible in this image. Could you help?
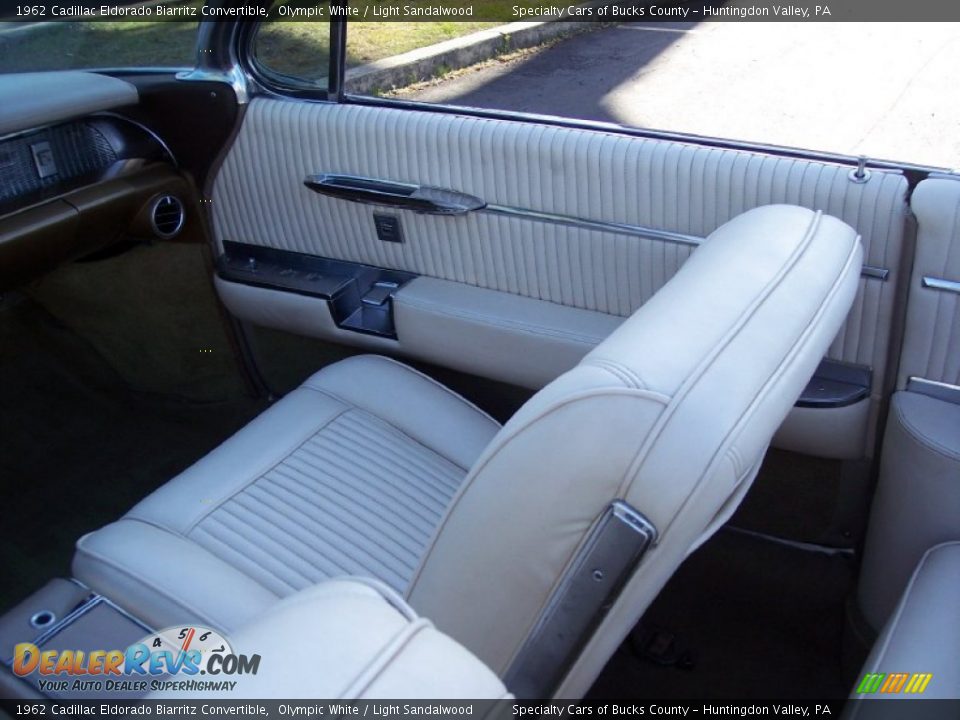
[74,204,862,697]
[74,353,500,630]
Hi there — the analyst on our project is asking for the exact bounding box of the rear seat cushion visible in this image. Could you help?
[850,542,960,704]
[72,355,500,633]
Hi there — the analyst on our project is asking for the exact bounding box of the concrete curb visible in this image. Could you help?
[344,19,598,96]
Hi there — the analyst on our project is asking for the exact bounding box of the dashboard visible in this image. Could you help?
[0,71,199,292]
[0,116,168,216]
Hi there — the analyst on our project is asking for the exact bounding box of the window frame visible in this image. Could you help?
[233,11,940,183]
[238,4,347,102]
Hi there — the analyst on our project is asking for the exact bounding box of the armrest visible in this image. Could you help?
[393,276,624,389]
[151,578,510,699]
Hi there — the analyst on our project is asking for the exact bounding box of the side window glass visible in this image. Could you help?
[0,19,199,72]
[252,7,333,89]
[342,20,501,96]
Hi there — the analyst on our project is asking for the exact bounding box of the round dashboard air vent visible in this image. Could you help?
[150,195,185,239]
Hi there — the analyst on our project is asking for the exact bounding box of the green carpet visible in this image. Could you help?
[0,293,264,614]
[730,448,848,545]
[28,242,250,403]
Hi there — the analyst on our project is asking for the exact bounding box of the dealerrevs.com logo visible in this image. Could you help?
[12,625,260,694]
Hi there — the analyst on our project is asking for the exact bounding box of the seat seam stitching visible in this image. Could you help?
[615,210,826,498]
[173,405,351,536]
[303,385,474,473]
[75,537,274,630]
[190,521,305,593]
[654,234,861,540]
[237,488,414,575]
[305,355,502,430]
[345,620,433,699]
[405,387,670,598]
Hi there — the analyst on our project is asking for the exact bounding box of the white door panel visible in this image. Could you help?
[211,98,911,458]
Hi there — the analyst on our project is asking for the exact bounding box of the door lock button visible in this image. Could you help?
[373,214,403,243]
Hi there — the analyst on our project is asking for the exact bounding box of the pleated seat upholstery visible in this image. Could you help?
[73,204,862,696]
[72,355,500,632]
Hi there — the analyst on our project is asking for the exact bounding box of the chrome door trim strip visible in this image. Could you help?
[484,206,892,281]
[482,204,704,247]
[297,170,893,277]
[922,275,960,294]
[907,377,960,405]
[861,265,890,281]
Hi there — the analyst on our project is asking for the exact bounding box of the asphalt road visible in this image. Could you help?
[403,22,960,169]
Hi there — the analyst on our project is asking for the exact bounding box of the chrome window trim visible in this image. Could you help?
[227,6,339,103]
[907,377,960,406]
[93,66,194,75]
[341,93,945,180]
[212,14,946,180]
[177,65,252,105]
[922,275,960,295]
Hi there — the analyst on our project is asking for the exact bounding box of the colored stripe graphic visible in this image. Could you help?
[881,673,908,693]
[856,672,933,694]
[856,673,885,694]
[904,673,933,694]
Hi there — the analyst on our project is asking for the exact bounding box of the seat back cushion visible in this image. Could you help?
[407,204,862,695]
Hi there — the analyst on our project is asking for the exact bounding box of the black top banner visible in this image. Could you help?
[3,0,960,23]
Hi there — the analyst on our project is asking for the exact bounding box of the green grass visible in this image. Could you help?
[256,20,501,83]
[0,0,555,80]
[0,18,202,71]
[0,14,509,80]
